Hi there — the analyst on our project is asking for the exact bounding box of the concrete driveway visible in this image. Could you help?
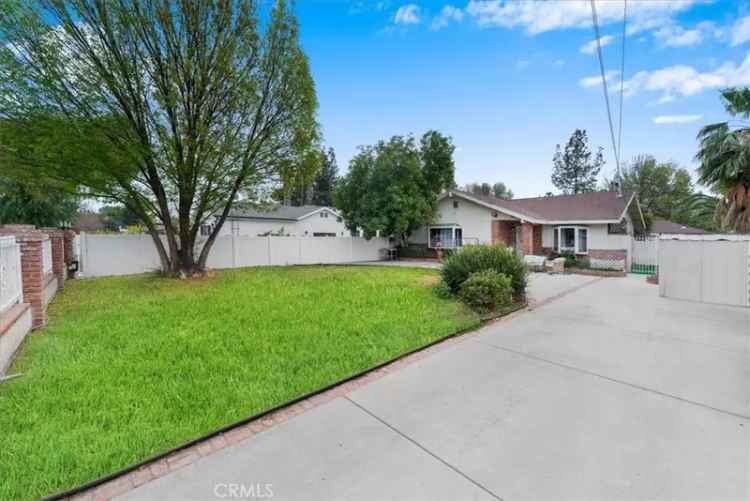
[120,274,750,501]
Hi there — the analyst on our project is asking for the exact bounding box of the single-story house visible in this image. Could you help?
[650,218,706,236]
[409,189,646,269]
[210,205,350,238]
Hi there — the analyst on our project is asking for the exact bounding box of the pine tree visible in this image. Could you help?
[311,148,338,206]
[551,129,605,194]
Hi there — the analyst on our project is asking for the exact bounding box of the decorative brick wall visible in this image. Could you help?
[520,223,534,256]
[491,221,515,246]
[588,249,627,261]
[41,228,66,289]
[0,226,51,329]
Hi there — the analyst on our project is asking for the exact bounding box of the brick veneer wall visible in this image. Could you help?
[491,221,515,246]
[0,225,50,329]
[41,228,66,289]
[588,249,627,261]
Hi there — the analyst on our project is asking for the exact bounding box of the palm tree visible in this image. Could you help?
[695,88,750,233]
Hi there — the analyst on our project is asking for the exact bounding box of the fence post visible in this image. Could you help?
[40,228,66,289]
[0,225,53,329]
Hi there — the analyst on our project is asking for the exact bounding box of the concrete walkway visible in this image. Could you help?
[120,275,750,501]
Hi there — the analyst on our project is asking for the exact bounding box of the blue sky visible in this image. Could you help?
[295,0,750,197]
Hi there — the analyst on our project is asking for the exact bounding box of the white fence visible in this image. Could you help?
[0,236,23,314]
[658,234,750,308]
[42,237,53,276]
[78,233,390,278]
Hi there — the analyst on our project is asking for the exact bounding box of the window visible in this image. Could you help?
[200,224,213,236]
[608,221,627,234]
[554,226,588,254]
[336,217,342,223]
[313,232,336,237]
[429,226,463,249]
[319,211,329,218]
[577,228,587,253]
[453,201,459,209]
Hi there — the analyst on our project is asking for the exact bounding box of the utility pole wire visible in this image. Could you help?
[617,0,627,175]
[590,0,623,193]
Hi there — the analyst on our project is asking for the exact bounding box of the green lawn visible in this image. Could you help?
[0,266,478,500]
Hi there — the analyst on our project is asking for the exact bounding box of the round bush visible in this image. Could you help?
[441,244,528,297]
[432,280,453,299]
[458,270,512,312]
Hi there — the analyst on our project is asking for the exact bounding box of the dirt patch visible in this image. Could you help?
[419,275,441,286]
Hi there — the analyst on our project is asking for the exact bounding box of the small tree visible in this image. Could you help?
[310,147,338,206]
[551,129,605,194]
[335,131,455,242]
[0,0,318,275]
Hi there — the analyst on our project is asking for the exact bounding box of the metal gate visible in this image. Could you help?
[631,235,658,274]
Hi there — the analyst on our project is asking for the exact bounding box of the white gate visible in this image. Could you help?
[631,235,658,274]
[658,234,750,308]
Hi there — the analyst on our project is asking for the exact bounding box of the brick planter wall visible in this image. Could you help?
[41,228,66,289]
[0,226,52,329]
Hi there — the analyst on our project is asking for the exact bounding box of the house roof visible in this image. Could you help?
[227,205,340,221]
[446,190,636,224]
[651,218,706,235]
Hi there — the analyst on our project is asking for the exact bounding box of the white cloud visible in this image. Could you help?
[553,59,565,68]
[579,70,619,89]
[654,24,703,47]
[621,52,750,100]
[731,16,750,46]
[395,4,422,25]
[432,5,464,30]
[579,35,614,54]
[464,0,698,35]
[653,114,703,124]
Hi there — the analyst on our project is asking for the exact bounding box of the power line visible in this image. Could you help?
[589,0,623,189]
[617,0,627,170]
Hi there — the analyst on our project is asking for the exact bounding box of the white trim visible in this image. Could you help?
[428,225,463,249]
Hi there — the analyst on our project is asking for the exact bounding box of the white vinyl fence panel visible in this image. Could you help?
[658,234,750,308]
[42,237,53,276]
[0,236,23,314]
[79,233,389,278]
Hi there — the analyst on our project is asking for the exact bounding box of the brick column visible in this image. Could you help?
[520,222,534,256]
[0,226,48,329]
[41,228,66,289]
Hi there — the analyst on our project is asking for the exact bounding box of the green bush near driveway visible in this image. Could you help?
[441,244,528,298]
[458,270,513,313]
[0,266,478,501]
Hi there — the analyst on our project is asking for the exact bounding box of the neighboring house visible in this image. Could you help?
[210,205,350,238]
[410,190,645,269]
[650,218,707,236]
[72,211,108,233]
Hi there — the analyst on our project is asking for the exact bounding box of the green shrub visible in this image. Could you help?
[441,244,527,297]
[432,280,453,299]
[458,270,512,312]
[560,252,590,269]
